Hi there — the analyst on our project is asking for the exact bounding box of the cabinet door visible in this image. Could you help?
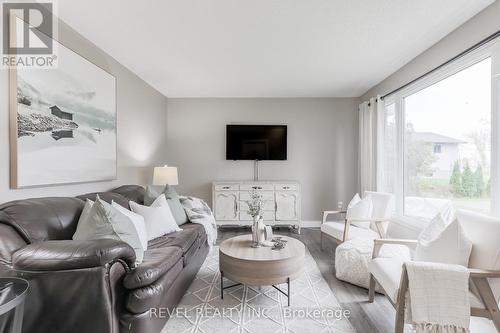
[275,192,299,221]
[214,191,239,220]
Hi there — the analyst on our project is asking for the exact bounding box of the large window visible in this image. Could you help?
[380,42,500,221]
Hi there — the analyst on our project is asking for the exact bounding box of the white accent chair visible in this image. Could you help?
[368,210,500,333]
[321,191,394,248]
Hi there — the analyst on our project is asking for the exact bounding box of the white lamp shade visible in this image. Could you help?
[153,166,178,185]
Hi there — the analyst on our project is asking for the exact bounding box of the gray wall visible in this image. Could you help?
[362,0,500,100]
[166,98,359,222]
[0,19,168,203]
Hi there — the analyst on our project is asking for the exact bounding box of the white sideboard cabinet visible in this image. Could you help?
[212,181,301,233]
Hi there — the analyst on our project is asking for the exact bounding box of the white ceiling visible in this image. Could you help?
[58,0,493,98]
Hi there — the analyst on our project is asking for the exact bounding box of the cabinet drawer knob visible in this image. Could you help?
[222,186,230,189]
[283,186,290,189]
[252,186,263,190]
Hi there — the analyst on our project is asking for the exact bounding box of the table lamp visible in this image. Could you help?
[153,165,178,186]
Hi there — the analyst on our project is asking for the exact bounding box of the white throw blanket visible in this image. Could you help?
[405,261,470,333]
[179,196,217,248]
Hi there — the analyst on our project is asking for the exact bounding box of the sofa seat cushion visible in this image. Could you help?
[126,258,183,314]
[123,246,183,289]
[179,223,205,239]
[199,231,207,248]
[148,228,198,253]
[182,237,201,267]
[321,221,379,241]
[147,223,207,267]
[369,257,404,302]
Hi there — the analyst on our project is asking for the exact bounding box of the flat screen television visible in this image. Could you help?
[226,125,287,160]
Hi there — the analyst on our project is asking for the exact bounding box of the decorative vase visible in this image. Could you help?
[251,216,265,247]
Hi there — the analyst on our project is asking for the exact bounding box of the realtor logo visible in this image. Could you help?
[1,1,57,68]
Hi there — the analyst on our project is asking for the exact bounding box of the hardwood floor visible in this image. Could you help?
[217,227,410,333]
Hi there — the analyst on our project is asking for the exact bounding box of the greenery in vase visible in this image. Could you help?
[246,190,263,219]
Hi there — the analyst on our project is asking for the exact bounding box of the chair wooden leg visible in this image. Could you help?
[394,301,405,333]
[368,274,376,303]
[394,266,409,333]
[320,232,324,250]
[342,219,349,242]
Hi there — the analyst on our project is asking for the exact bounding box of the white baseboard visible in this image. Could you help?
[300,220,321,228]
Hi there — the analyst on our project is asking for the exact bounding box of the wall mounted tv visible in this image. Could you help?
[226,125,287,160]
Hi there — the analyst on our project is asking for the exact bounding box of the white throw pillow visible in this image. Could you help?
[347,193,361,210]
[73,199,94,240]
[112,201,148,250]
[73,197,145,265]
[346,195,373,229]
[129,194,181,241]
[415,213,472,267]
[440,201,456,225]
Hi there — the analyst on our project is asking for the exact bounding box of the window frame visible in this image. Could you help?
[379,38,500,222]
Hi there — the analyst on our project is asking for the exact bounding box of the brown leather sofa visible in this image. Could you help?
[0,185,209,333]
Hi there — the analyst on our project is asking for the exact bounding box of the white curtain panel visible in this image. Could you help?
[375,97,385,191]
[358,96,383,193]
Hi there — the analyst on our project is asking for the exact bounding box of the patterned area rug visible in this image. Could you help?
[162,246,356,333]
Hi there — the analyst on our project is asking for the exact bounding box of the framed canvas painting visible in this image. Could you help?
[9,32,117,188]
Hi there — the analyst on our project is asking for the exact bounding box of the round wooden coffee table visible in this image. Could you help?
[219,234,305,306]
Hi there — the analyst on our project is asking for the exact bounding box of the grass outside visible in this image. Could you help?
[414,177,491,214]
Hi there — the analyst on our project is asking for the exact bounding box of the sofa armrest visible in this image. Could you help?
[123,247,182,289]
[347,218,390,223]
[12,239,136,271]
[372,238,418,259]
[341,218,392,241]
[322,210,346,224]
[469,268,500,278]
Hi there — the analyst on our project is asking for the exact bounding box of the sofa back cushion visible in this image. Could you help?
[363,191,394,219]
[456,209,500,303]
[0,186,145,244]
[112,185,145,205]
[77,192,130,208]
[456,210,500,270]
[0,197,85,243]
[363,191,394,234]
